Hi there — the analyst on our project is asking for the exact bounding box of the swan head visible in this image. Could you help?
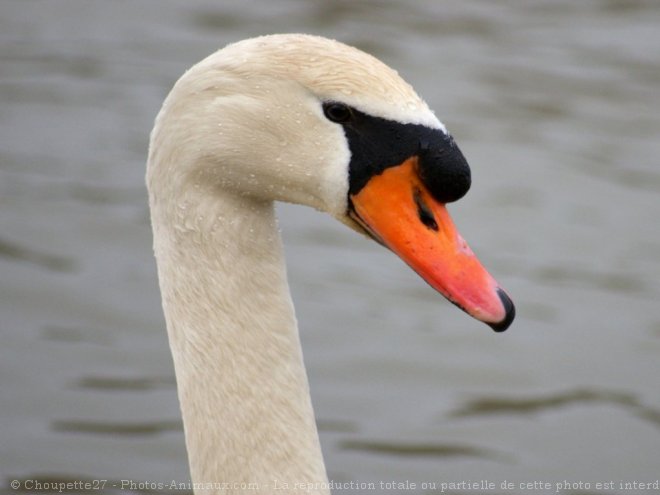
[148,34,514,331]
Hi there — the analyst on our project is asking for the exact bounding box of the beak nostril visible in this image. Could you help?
[413,187,439,231]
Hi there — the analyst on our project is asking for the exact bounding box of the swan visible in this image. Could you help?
[147,34,514,493]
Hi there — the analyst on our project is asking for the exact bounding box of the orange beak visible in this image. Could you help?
[349,157,514,331]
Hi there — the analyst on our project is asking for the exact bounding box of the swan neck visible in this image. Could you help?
[150,190,329,493]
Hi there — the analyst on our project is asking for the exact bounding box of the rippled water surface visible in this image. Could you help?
[2,1,660,493]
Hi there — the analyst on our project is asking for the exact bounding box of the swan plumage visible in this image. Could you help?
[147,34,513,494]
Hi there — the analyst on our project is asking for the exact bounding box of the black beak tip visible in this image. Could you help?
[488,288,516,333]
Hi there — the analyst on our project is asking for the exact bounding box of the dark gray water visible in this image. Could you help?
[2,1,659,493]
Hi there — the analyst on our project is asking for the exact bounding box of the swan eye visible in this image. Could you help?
[323,102,352,123]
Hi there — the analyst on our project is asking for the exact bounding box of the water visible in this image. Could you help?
[2,1,659,493]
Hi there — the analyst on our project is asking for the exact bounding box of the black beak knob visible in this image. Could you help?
[418,135,472,204]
